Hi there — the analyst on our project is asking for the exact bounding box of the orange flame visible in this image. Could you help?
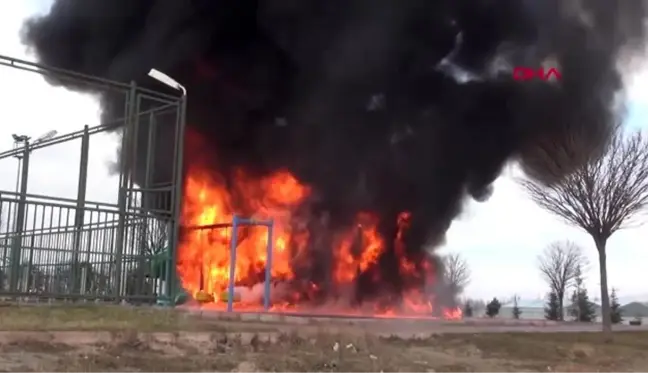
[176,164,462,319]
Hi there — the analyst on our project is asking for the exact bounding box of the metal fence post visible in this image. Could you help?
[167,94,187,304]
[71,125,90,296]
[8,141,30,292]
[114,82,138,302]
[227,215,239,312]
[264,220,274,311]
[136,112,156,299]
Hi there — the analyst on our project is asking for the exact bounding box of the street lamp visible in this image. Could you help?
[9,130,57,229]
[11,134,29,143]
[11,133,30,190]
[148,69,186,95]
[147,68,185,305]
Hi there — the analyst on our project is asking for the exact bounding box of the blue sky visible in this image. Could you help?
[1,0,647,303]
[628,101,648,130]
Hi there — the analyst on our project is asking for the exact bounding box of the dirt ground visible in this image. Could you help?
[2,304,648,372]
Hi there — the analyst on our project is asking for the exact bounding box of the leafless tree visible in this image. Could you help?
[126,217,169,301]
[131,193,169,255]
[142,218,169,256]
[537,240,587,321]
[520,131,648,338]
[442,253,471,295]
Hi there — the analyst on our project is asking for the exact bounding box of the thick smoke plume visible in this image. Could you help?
[21,0,646,308]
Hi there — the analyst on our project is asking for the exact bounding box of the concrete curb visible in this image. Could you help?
[180,307,560,326]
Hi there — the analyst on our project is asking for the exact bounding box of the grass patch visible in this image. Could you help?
[11,330,647,372]
[0,304,194,331]
[1,305,648,371]
[384,331,648,371]
[436,331,648,360]
[0,304,282,332]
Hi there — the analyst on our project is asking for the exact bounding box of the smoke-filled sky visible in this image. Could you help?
[1,0,648,304]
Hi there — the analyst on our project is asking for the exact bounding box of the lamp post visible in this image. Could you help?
[147,69,186,305]
[11,135,29,193]
[9,130,57,230]
[10,135,29,234]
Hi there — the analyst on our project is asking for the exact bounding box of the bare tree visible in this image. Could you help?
[520,131,648,338]
[442,253,471,295]
[142,218,169,256]
[537,241,587,321]
[131,193,169,255]
[511,294,522,319]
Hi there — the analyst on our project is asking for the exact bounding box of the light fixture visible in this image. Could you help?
[148,68,186,96]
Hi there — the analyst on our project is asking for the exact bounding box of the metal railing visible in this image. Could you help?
[0,54,186,304]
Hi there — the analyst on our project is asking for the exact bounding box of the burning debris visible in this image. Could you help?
[20,0,646,317]
[176,133,455,316]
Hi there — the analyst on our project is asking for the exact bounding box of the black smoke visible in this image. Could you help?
[21,0,646,308]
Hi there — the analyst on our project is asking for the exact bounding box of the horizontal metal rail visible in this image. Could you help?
[0,104,179,160]
[184,218,275,231]
[0,54,181,101]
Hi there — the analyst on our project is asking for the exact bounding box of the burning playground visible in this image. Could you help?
[0,55,463,321]
[0,0,642,325]
[178,150,463,319]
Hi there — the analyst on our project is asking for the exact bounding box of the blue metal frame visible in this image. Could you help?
[227,215,274,312]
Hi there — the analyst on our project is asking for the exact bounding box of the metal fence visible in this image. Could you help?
[0,54,186,304]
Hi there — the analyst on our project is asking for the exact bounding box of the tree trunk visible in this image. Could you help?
[595,237,612,340]
[557,291,564,321]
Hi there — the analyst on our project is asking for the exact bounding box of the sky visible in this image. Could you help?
[0,1,646,305]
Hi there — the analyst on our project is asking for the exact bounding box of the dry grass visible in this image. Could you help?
[0,303,280,332]
[3,331,647,372]
[0,303,193,331]
[395,332,648,372]
[1,305,648,371]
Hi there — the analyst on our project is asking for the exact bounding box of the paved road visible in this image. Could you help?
[188,308,648,336]
[308,316,648,336]
[366,322,648,337]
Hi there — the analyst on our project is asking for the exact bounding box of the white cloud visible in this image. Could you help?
[0,1,119,204]
[443,166,648,301]
[627,62,648,107]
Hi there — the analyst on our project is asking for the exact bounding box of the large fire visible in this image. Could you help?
[176,164,461,319]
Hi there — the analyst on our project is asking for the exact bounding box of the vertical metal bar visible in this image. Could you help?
[167,95,187,303]
[227,215,239,312]
[140,112,156,253]
[27,234,35,292]
[137,113,157,300]
[9,141,30,292]
[0,195,5,286]
[264,220,274,311]
[11,156,22,232]
[84,224,94,297]
[129,95,142,203]
[5,155,20,233]
[71,125,90,296]
[114,82,137,302]
[145,113,156,192]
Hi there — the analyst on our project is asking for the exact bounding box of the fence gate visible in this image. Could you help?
[0,54,186,304]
